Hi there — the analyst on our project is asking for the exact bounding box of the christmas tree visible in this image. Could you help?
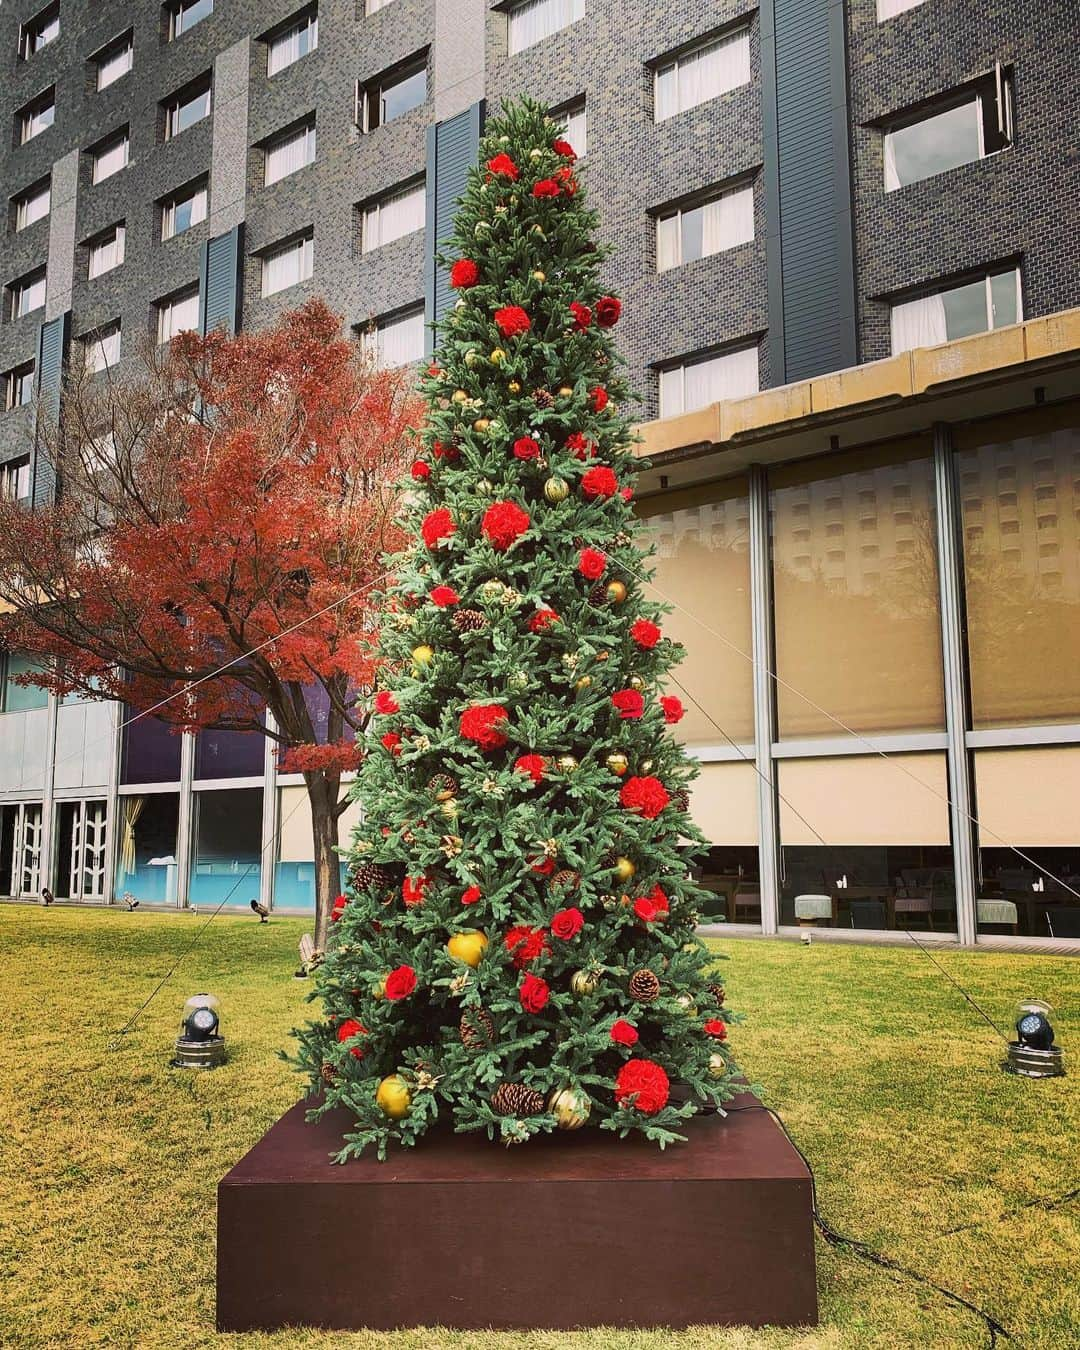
[293,98,741,1159]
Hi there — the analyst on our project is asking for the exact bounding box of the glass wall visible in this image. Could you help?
[121,713,182,784]
[195,726,265,778]
[956,405,1080,728]
[190,787,263,907]
[275,783,360,909]
[115,792,180,904]
[1,653,49,712]
[770,439,944,738]
[778,753,954,930]
[687,762,760,923]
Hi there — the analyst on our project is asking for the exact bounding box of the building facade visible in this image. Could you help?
[1,0,1078,945]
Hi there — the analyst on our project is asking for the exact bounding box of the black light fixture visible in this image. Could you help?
[1004,999,1065,1078]
[172,993,226,1069]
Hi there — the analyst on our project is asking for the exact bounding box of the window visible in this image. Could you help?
[170,0,214,39]
[268,10,318,75]
[656,185,753,271]
[14,179,50,232]
[365,0,396,10]
[361,306,425,367]
[658,345,759,419]
[56,800,109,902]
[361,179,425,253]
[3,365,35,412]
[18,90,55,144]
[1,652,49,712]
[0,455,31,500]
[20,5,59,59]
[877,0,929,17]
[508,0,584,56]
[261,234,313,297]
[891,267,1021,353]
[359,58,427,131]
[10,270,46,321]
[191,787,263,907]
[94,32,134,91]
[156,287,200,344]
[161,181,208,239]
[164,79,212,139]
[91,130,130,184]
[655,29,750,122]
[557,101,587,158]
[264,119,316,185]
[83,322,121,374]
[884,68,1013,190]
[87,225,125,279]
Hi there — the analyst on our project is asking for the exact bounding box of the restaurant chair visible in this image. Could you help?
[850,899,887,929]
[1047,907,1080,939]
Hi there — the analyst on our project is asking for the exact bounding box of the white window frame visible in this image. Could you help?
[96,34,134,91]
[361,306,425,368]
[171,0,214,40]
[261,235,314,298]
[658,344,760,419]
[19,93,55,144]
[654,28,751,122]
[268,11,319,76]
[264,120,316,185]
[890,267,1023,355]
[91,131,130,184]
[361,180,425,253]
[61,799,109,901]
[84,323,122,374]
[365,0,396,12]
[655,184,754,272]
[21,6,59,59]
[508,0,584,57]
[11,271,47,321]
[0,455,32,499]
[88,226,126,280]
[3,367,35,413]
[165,83,212,140]
[162,183,208,240]
[877,0,929,20]
[14,180,51,231]
[156,288,201,344]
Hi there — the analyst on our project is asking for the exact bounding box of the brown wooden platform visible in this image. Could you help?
[217,1092,817,1331]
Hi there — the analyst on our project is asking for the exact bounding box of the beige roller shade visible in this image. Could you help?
[689,761,759,845]
[278,784,364,861]
[975,747,1080,848]
[778,752,949,846]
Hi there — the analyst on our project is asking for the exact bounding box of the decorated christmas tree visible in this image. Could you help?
[293,98,741,1159]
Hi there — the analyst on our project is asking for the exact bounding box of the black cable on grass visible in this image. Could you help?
[902,928,1009,1042]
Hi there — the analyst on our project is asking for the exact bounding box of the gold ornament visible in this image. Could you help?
[575,675,592,690]
[529,148,543,161]
[570,968,599,996]
[476,477,495,495]
[558,385,574,398]
[480,579,504,602]
[708,1052,728,1080]
[454,297,467,310]
[507,669,529,691]
[613,855,636,883]
[532,270,546,282]
[452,389,468,404]
[548,1085,591,1130]
[508,379,522,393]
[439,799,459,819]
[628,674,646,691]
[411,644,435,670]
[639,756,654,772]
[556,754,579,772]
[601,894,618,911]
[606,751,629,777]
[530,224,546,237]
[464,349,480,367]
[473,418,491,433]
[375,1074,412,1119]
[676,993,698,1017]
[372,977,387,1000]
[596,650,610,662]
[543,477,570,503]
[606,580,628,604]
[440,833,463,858]
[490,348,507,365]
[447,930,488,968]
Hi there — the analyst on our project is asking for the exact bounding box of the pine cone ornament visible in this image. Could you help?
[671,788,690,813]
[491,1082,546,1117]
[459,1007,495,1049]
[427,772,458,801]
[588,582,608,606]
[532,387,555,409]
[452,607,488,634]
[629,968,661,1003]
[549,868,582,898]
[708,982,726,1008]
[320,1061,338,1087]
[348,860,394,894]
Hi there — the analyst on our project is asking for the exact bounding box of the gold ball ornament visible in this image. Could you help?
[454,297,467,310]
[708,1052,728,1080]
[507,669,529,691]
[606,751,629,777]
[452,389,469,404]
[548,1085,592,1130]
[613,855,637,883]
[372,977,387,1000]
[476,478,495,495]
[375,1074,413,1120]
[439,799,459,820]
[606,580,628,604]
[490,347,507,365]
[464,349,480,367]
[556,754,579,773]
[532,270,546,282]
[530,224,545,237]
[628,675,646,691]
[473,418,491,433]
[570,968,600,996]
[639,757,654,772]
[447,930,489,968]
[543,477,570,503]
[411,644,435,671]
[575,675,592,690]
[480,579,504,602]
[676,994,698,1017]
[508,379,522,393]
[529,148,543,161]
[558,385,574,398]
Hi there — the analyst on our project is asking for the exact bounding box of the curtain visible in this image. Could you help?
[703,186,754,254]
[656,214,679,272]
[562,107,587,157]
[675,31,750,117]
[367,184,424,251]
[877,0,927,19]
[161,292,199,342]
[883,131,901,191]
[98,43,132,90]
[509,0,583,56]
[268,17,316,75]
[265,126,315,185]
[93,137,128,183]
[891,293,948,353]
[119,797,144,880]
[684,346,759,413]
[89,228,125,279]
[379,310,424,367]
[262,239,312,297]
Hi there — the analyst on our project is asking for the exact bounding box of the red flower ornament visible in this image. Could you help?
[596,296,622,328]
[519,972,550,1013]
[459,702,510,750]
[336,1018,368,1059]
[704,1019,728,1040]
[373,690,399,715]
[660,695,685,724]
[550,906,584,940]
[331,893,348,922]
[514,753,547,784]
[450,259,479,289]
[429,585,459,607]
[529,607,559,633]
[552,137,577,160]
[486,152,519,180]
[569,301,592,330]
[532,178,560,198]
[461,885,482,905]
[630,619,661,649]
[421,507,455,549]
[614,1058,670,1115]
[384,965,417,1001]
[482,500,531,551]
[581,466,618,500]
[380,731,402,756]
[513,435,541,460]
[578,547,607,580]
[610,1020,639,1047]
[619,775,670,820]
[494,305,531,338]
[402,875,428,907]
[590,385,609,412]
[410,459,430,481]
[611,689,645,720]
[505,924,550,968]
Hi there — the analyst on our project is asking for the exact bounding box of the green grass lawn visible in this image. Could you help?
[1,907,1077,1350]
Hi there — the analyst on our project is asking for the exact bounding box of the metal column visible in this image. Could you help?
[260,713,278,911]
[176,733,195,910]
[932,424,978,946]
[748,464,780,933]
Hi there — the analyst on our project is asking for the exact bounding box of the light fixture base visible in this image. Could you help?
[172,1035,227,1069]
[1003,1041,1065,1078]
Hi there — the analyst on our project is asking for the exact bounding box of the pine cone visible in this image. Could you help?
[629,968,661,1003]
[320,1061,338,1087]
[532,387,555,409]
[708,982,726,1008]
[671,788,690,813]
[459,1007,495,1049]
[427,772,458,801]
[348,861,394,894]
[549,868,582,898]
[452,608,487,634]
[588,582,608,606]
[492,1082,546,1117]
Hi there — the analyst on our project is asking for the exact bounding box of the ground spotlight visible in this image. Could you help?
[1004,999,1065,1078]
[171,992,226,1069]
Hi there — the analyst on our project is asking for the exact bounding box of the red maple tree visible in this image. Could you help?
[0,300,421,948]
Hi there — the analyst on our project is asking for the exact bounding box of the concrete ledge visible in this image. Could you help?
[910,324,1027,394]
[810,352,913,413]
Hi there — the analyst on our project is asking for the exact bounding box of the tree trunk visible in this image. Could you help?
[306,770,341,955]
